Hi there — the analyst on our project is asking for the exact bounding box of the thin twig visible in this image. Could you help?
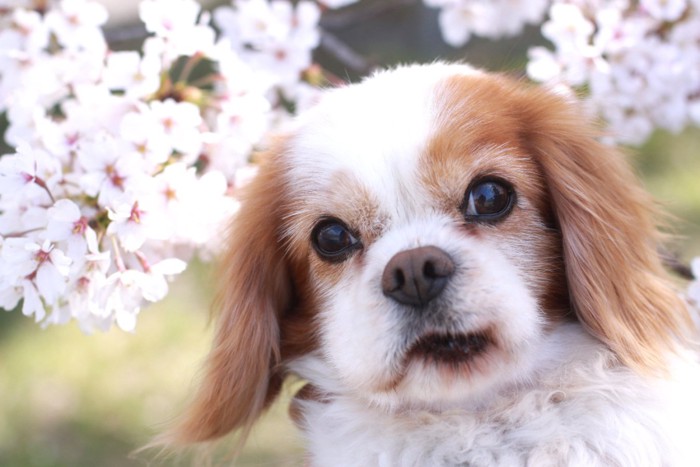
[1,227,44,238]
[319,0,419,30]
[111,235,126,272]
[319,31,376,75]
[103,24,149,46]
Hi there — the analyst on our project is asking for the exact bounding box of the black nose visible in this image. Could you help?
[381,246,455,307]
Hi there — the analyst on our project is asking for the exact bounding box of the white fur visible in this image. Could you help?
[287,63,480,218]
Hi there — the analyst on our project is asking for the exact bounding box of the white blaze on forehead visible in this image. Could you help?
[286,63,481,217]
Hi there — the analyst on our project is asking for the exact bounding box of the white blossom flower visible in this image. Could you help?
[139,0,201,37]
[0,278,22,312]
[641,0,688,22]
[68,229,113,331]
[215,0,321,86]
[0,8,49,54]
[103,51,161,99]
[542,3,594,52]
[427,0,549,47]
[21,279,45,321]
[119,109,173,172]
[215,0,288,47]
[45,199,91,258]
[107,199,150,252]
[77,136,147,206]
[527,46,563,83]
[0,145,61,202]
[1,238,71,321]
[594,7,653,55]
[102,256,185,332]
[44,0,108,52]
[148,99,204,159]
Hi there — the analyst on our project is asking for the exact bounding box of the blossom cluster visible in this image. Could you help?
[0,0,338,332]
[527,0,700,146]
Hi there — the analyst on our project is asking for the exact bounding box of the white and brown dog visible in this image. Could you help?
[165,63,700,466]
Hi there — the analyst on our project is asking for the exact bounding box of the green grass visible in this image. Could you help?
[0,129,698,467]
[638,128,700,257]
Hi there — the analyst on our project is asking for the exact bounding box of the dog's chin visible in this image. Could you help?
[365,326,517,410]
[405,329,494,368]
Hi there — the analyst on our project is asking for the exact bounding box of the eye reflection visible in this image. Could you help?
[463,178,515,222]
[311,218,361,262]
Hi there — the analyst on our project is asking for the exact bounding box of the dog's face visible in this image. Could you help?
[282,65,566,407]
[168,64,690,444]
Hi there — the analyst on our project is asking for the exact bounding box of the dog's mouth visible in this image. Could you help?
[407,329,493,364]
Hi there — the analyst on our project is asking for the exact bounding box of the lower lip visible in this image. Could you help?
[407,331,491,365]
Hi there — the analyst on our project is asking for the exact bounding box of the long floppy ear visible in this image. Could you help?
[162,148,292,445]
[518,86,691,374]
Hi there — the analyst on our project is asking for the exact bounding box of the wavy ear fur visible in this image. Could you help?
[516,84,692,373]
[161,149,292,446]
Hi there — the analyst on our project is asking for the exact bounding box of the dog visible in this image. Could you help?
[164,63,700,465]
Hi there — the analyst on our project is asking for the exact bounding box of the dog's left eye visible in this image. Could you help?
[311,218,361,262]
[463,178,515,222]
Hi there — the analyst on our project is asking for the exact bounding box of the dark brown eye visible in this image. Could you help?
[311,218,361,262]
[463,179,515,222]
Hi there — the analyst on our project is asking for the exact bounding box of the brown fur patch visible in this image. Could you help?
[429,72,691,373]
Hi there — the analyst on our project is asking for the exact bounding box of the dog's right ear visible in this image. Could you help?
[161,146,293,446]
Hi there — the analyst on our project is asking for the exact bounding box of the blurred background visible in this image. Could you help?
[1,1,699,466]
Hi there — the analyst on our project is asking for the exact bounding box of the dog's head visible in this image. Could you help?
[168,63,691,444]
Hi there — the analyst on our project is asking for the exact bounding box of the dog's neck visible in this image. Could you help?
[288,323,700,466]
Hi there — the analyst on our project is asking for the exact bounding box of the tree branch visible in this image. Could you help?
[319,31,376,75]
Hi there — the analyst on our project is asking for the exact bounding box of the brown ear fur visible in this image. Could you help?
[516,83,691,373]
[161,149,292,445]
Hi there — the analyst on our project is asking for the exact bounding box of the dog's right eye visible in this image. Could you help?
[311,218,361,262]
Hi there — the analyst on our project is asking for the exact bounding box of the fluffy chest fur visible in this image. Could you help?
[164,63,700,466]
[296,326,700,467]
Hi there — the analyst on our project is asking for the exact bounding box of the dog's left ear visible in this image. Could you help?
[158,146,293,448]
[517,86,692,374]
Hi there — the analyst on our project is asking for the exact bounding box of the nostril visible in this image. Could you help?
[393,269,406,289]
[423,260,436,279]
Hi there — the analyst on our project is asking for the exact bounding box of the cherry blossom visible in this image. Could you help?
[45,199,91,257]
[139,0,201,37]
[641,0,688,22]
[0,238,71,321]
[103,51,162,99]
[44,0,108,52]
[214,0,321,87]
